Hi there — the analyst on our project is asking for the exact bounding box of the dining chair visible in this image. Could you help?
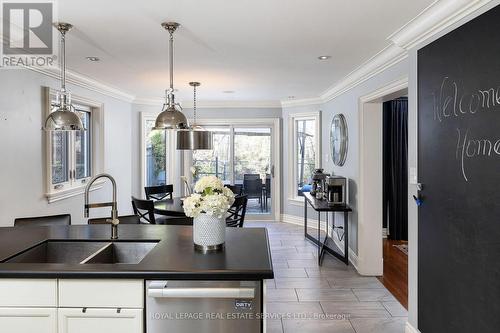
[243,178,263,212]
[243,174,260,180]
[225,184,243,196]
[132,197,190,225]
[226,195,248,227]
[144,184,174,200]
[131,197,157,223]
[14,214,71,227]
[265,175,271,212]
[88,215,141,224]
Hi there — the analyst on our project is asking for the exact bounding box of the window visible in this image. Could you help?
[144,119,167,186]
[45,88,103,202]
[192,126,231,182]
[141,113,175,191]
[50,110,91,185]
[183,119,280,219]
[289,112,321,200]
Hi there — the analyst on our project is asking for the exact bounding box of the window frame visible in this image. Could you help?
[288,111,322,205]
[182,118,281,221]
[44,87,104,203]
[140,112,176,194]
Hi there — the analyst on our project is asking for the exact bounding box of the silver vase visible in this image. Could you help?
[193,213,225,252]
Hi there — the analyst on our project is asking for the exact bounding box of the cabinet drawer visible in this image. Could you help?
[0,279,57,307]
[0,307,57,333]
[58,308,143,333]
[58,279,143,308]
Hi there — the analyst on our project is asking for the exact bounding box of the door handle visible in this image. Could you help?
[148,286,255,299]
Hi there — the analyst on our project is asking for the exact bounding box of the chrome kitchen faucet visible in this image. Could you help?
[84,173,119,239]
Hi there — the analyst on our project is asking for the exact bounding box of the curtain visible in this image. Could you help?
[383,98,408,241]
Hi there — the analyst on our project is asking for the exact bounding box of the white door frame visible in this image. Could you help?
[182,118,281,222]
[358,77,408,275]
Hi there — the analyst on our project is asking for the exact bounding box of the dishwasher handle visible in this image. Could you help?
[148,285,255,299]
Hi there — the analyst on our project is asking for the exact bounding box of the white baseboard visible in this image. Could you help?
[280,214,359,271]
[405,321,420,333]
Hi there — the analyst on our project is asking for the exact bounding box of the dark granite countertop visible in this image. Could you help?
[0,225,274,280]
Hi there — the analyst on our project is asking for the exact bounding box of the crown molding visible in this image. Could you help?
[320,44,407,104]
[133,97,281,109]
[26,66,136,102]
[388,0,495,50]
[281,0,494,109]
[281,97,323,108]
[280,44,407,108]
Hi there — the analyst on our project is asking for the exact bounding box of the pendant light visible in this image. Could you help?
[177,82,213,150]
[153,22,189,130]
[43,23,85,131]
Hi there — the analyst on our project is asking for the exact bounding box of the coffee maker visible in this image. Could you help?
[310,169,328,197]
[325,176,348,206]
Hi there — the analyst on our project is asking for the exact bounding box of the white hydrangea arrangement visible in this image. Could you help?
[183,176,235,219]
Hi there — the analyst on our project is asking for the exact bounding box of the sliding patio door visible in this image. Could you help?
[185,119,280,221]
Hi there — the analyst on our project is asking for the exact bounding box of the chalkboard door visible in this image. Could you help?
[418,5,500,333]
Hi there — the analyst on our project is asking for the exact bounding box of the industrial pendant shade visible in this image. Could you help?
[44,23,85,131]
[177,82,213,150]
[153,22,189,130]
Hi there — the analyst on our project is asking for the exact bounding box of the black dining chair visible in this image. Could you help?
[225,184,243,196]
[243,178,263,212]
[14,214,71,227]
[88,215,141,224]
[132,197,192,225]
[243,174,260,180]
[226,195,248,227]
[145,184,174,200]
[265,175,271,212]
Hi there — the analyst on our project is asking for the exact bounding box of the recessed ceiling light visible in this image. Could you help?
[318,55,331,60]
[288,96,295,99]
[223,90,235,94]
[86,56,100,62]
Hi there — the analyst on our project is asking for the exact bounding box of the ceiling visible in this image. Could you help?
[59,0,434,104]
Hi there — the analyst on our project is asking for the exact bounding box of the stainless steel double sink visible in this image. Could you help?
[5,240,159,264]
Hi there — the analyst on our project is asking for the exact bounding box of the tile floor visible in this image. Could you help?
[246,221,408,333]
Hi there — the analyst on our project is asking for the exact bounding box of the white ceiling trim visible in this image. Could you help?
[26,66,136,102]
[281,43,407,108]
[132,97,281,109]
[388,0,495,50]
[281,0,496,108]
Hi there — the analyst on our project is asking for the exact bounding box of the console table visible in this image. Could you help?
[303,192,352,266]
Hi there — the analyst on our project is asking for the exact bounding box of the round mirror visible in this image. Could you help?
[330,114,348,166]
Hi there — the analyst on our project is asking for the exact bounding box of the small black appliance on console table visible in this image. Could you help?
[303,192,352,266]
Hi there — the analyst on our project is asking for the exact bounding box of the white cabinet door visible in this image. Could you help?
[0,307,57,333]
[58,308,143,333]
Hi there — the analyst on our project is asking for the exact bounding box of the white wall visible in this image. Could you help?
[0,69,133,226]
[282,59,409,255]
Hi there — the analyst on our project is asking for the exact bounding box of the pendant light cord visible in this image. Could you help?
[60,30,66,92]
[193,84,197,124]
[169,30,174,90]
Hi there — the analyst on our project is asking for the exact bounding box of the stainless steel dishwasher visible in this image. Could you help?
[146,280,262,333]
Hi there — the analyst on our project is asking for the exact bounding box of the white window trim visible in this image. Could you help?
[140,112,176,197]
[182,118,281,221]
[288,111,321,205]
[44,87,105,203]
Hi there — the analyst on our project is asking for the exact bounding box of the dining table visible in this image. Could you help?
[153,197,187,217]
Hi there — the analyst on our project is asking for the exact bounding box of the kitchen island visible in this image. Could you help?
[0,225,273,333]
